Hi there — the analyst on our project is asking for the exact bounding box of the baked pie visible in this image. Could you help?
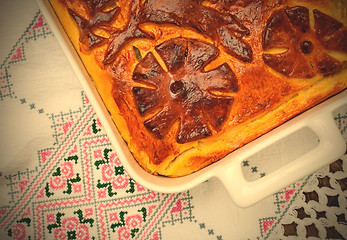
[50,0,347,176]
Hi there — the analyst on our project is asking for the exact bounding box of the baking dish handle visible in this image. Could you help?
[218,98,346,208]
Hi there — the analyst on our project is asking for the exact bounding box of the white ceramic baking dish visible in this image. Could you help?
[36,0,347,207]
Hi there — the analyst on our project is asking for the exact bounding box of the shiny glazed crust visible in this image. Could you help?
[50,0,347,177]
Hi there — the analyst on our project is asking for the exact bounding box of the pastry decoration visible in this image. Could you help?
[263,6,347,78]
[102,0,253,64]
[132,37,238,143]
[67,0,120,51]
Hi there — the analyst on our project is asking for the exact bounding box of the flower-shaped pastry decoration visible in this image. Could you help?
[67,0,120,50]
[132,38,238,143]
[263,6,347,78]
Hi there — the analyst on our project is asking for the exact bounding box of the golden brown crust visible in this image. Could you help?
[50,0,347,177]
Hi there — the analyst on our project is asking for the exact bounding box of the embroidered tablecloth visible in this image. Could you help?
[1,1,347,239]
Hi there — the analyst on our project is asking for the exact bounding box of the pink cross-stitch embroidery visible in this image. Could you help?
[32,15,44,29]
[11,47,23,61]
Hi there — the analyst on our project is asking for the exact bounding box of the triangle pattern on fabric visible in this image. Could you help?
[40,150,53,164]
[9,44,26,64]
[285,189,296,202]
[170,199,182,213]
[259,217,277,236]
